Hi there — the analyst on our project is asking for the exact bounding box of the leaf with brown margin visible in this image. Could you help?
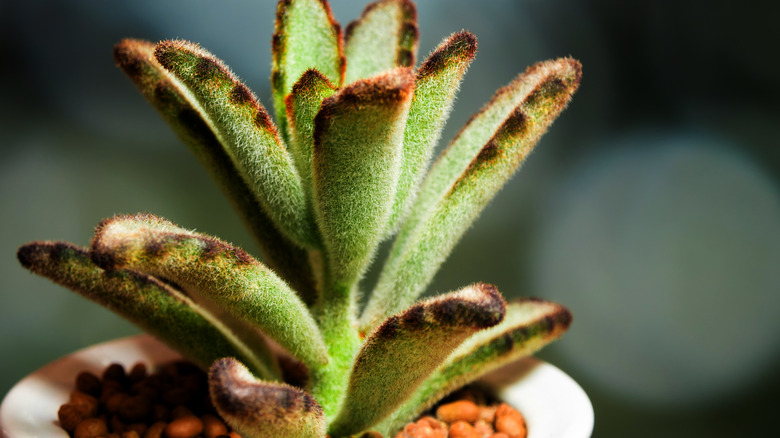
[113,39,317,305]
[154,40,319,249]
[90,213,329,369]
[384,31,478,236]
[272,0,344,142]
[285,69,338,212]
[16,241,280,380]
[344,0,418,83]
[312,67,414,311]
[375,298,572,436]
[210,357,326,438]
[327,283,506,437]
[363,58,582,332]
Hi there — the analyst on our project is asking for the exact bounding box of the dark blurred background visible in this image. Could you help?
[2,1,779,436]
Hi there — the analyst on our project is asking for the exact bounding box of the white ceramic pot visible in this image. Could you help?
[0,335,593,437]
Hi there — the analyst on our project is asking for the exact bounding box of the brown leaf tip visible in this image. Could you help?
[322,67,415,109]
[209,358,323,420]
[113,39,155,79]
[521,57,582,111]
[373,283,507,339]
[17,241,82,271]
[428,283,506,328]
[290,68,336,96]
[417,31,477,79]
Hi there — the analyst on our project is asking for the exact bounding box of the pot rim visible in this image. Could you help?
[0,334,593,437]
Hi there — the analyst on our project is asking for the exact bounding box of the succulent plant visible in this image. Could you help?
[16,0,581,437]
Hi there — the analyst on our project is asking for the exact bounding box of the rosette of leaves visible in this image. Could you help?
[17,1,581,437]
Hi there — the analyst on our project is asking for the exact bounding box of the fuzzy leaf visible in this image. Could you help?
[385,31,478,236]
[113,39,318,305]
[363,58,582,331]
[344,0,418,84]
[90,214,329,369]
[17,242,280,380]
[376,298,572,436]
[154,40,319,248]
[285,69,338,211]
[272,0,345,142]
[210,358,326,438]
[312,67,414,293]
[328,283,506,437]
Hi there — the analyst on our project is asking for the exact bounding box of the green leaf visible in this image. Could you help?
[344,0,418,84]
[285,69,338,212]
[91,213,329,369]
[210,358,326,438]
[154,40,319,248]
[312,67,415,295]
[362,58,582,331]
[376,298,572,436]
[385,31,478,236]
[272,0,345,142]
[113,39,318,305]
[328,283,505,437]
[16,241,280,380]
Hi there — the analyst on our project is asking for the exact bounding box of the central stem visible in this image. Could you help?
[308,251,361,420]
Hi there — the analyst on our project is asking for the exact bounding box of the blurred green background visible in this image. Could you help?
[2,1,779,436]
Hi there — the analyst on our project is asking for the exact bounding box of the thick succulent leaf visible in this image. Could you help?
[327,283,506,437]
[210,358,326,438]
[285,69,338,211]
[90,213,329,369]
[312,67,414,294]
[344,0,418,84]
[362,58,582,331]
[385,31,478,236]
[272,0,345,141]
[154,40,319,248]
[16,242,280,380]
[376,298,572,436]
[113,39,317,305]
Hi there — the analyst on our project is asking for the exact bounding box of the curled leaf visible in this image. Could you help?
[364,58,582,331]
[210,357,326,438]
[154,40,319,248]
[376,298,572,436]
[328,283,505,437]
[17,241,279,379]
[113,39,317,303]
[91,213,329,369]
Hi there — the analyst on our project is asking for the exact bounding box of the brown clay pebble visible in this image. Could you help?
[164,415,204,438]
[494,404,526,438]
[416,416,446,431]
[449,420,479,438]
[73,417,109,438]
[70,391,100,417]
[490,434,510,438]
[104,363,127,383]
[76,371,102,397]
[473,420,495,437]
[143,421,167,438]
[129,363,148,383]
[58,403,90,432]
[201,414,229,438]
[436,400,480,424]
[122,431,141,438]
